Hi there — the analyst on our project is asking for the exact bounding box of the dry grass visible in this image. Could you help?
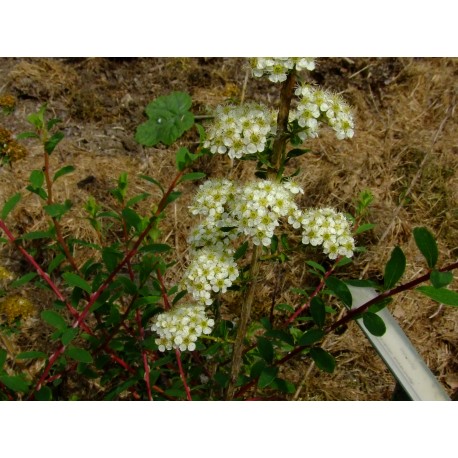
[0,57,457,400]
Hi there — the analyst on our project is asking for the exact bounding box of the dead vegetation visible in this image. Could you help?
[0,57,457,400]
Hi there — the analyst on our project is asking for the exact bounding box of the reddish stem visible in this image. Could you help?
[175,348,192,401]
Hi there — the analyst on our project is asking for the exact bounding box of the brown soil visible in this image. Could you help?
[0,57,457,400]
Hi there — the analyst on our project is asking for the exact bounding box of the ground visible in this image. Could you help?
[0,57,457,400]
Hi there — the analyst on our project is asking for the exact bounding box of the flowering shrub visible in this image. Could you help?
[0,58,457,401]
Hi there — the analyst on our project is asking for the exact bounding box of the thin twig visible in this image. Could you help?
[226,244,261,400]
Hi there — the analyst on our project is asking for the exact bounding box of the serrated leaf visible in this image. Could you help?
[62,272,92,294]
[53,165,75,182]
[413,227,438,268]
[66,347,93,363]
[310,296,326,328]
[15,351,47,360]
[41,310,67,330]
[10,272,37,288]
[0,374,29,392]
[257,336,274,364]
[362,312,386,336]
[298,328,324,346]
[325,276,352,307]
[309,347,335,373]
[44,131,64,154]
[179,172,206,183]
[384,246,406,290]
[416,286,458,307]
[430,270,453,289]
[135,92,194,147]
[258,366,278,389]
[1,192,21,220]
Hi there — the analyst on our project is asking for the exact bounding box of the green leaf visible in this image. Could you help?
[362,312,386,336]
[66,347,93,363]
[41,310,67,330]
[325,276,352,307]
[179,172,206,183]
[298,328,324,346]
[430,270,453,289]
[122,207,141,231]
[1,192,21,220]
[53,165,75,182]
[355,223,376,235]
[234,241,249,261]
[43,200,72,219]
[0,348,7,369]
[15,351,47,360]
[413,227,438,268]
[139,175,164,194]
[175,147,197,171]
[10,272,37,288]
[30,169,44,188]
[35,386,52,401]
[62,272,92,294]
[0,374,29,392]
[305,260,326,274]
[285,148,311,161]
[102,247,124,272]
[309,347,336,373]
[274,302,294,313]
[126,193,150,207]
[164,191,182,207]
[140,243,172,253]
[61,328,79,346]
[257,336,274,364]
[16,131,39,140]
[27,104,46,129]
[384,246,406,290]
[258,366,278,389]
[47,117,62,130]
[48,253,66,274]
[310,296,326,328]
[44,131,64,154]
[135,92,194,147]
[21,230,51,240]
[416,286,458,307]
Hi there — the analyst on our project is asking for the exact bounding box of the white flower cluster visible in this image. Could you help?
[250,58,316,82]
[289,207,355,259]
[151,303,215,352]
[291,84,355,141]
[203,103,277,159]
[230,179,303,247]
[181,247,240,305]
